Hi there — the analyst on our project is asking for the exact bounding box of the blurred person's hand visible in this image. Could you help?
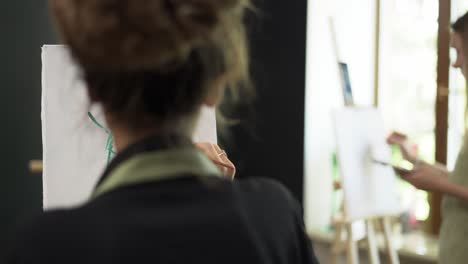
[396,160,449,192]
[196,142,236,180]
[387,132,418,163]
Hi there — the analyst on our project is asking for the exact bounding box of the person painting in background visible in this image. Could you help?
[5,0,319,263]
[388,11,468,264]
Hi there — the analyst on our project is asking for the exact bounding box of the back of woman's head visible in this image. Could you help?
[49,0,251,130]
[453,11,468,35]
[453,11,468,76]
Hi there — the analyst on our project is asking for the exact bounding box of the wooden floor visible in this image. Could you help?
[310,229,438,264]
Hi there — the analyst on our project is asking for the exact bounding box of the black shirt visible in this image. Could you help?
[6,136,319,264]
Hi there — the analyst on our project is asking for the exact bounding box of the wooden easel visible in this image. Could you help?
[29,160,43,174]
[331,182,399,264]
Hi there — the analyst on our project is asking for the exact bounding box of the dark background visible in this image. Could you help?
[0,0,308,245]
[0,1,57,245]
[226,0,308,203]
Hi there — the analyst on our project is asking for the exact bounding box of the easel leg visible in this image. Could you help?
[380,217,399,264]
[346,223,359,264]
[331,222,343,264]
[365,219,380,264]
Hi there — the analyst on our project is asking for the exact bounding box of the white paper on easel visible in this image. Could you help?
[333,108,401,221]
[42,45,217,210]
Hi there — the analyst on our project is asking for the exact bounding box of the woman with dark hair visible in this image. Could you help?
[388,11,468,264]
[6,1,318,263]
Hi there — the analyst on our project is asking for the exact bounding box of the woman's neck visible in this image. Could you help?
[111,128,160,152]
[106,114,198,152]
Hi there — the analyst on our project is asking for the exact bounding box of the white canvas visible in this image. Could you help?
[42,45,217,210]
[333,108,401,221]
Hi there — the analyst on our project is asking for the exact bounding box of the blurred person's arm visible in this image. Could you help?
[387,132,468,202]
[397,161,468,202]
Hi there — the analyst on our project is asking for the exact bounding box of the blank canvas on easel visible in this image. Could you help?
[333,107,401,221]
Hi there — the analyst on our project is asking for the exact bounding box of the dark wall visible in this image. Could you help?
[0,0,308,245]
[0,1,57,240]
[225,1,308,203]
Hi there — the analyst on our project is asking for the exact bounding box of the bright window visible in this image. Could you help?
[380,0,439,224]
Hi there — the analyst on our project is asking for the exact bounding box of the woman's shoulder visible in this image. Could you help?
[235,177,293,194]
[6,209,76,261]
[233,177,300,209]
[11,209,79,243]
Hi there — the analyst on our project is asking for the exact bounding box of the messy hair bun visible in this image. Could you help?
[50,0,247,71]
[49,0,251,129]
